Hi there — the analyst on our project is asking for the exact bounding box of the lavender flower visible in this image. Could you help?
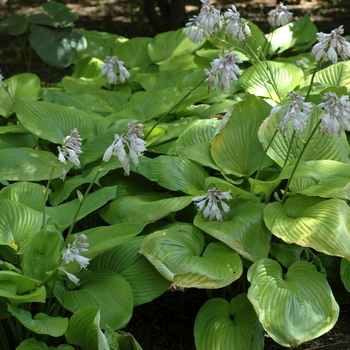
[103,120,147,175]
[311,25,350,64]
[102,56,130,85]
[62,234,90,269]
[57,128,83,168]
[224,5,251,41]
[318,92,350,135]
[0,69,3,88]
[185,0,222,43]
[267,2,293,27]
[206,49,242,91]
[58,266,80,285]
[271,91,313,133]
[193,188,232,221]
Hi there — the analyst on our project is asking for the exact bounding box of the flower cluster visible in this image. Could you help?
[58,234,90,285]
[318,92,350,135]
[224,5,251,41]
[103,120,147,175]
[58,128,83,171]
[0,69,3,88]
[102,55,131,85]
[311,25,350,64]
[206,49,242,91]
[271,91,313,133]
[267,2,293,28]
[193,188,232,221]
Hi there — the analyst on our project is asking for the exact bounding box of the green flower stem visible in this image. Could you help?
[281,119,321,204]
[0,320,12,350]
[144,75,207,140]
[305,58,323,102]
[283,130,296,167]
[42,164,55,229]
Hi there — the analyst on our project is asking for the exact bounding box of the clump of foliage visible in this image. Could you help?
[0,1,350,349]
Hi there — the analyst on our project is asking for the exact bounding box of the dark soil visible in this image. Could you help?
[1,1,350,349]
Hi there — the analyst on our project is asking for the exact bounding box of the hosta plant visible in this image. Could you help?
[0,1,350,349]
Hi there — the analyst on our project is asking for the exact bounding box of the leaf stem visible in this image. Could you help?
[42,164,55,229]
[0,320,12,350]
[283,130,296,167]
[305,58,322,102]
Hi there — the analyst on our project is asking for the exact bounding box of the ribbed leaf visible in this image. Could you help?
[194,294,263,350]
[264,195,350,260]
[8,305,68,337]
[65,307,109,350]
[258,107,350,166]
[17,338,51,350]
[210,94,273,177]
[16,99,108,144]
[90,236,171,306]
[137,155,207,194]
[0,199,42,252]
[240,61,303,101]
[247,259,339,347]
[194,198,271,262]
[0,73,40,117]
[47,186,117,229]
[148,28,203,63]
[21,226,63,281]
[99,194,192,224]
[54,270,133,330]
[340,258,350,293]
[0,148,68,181]
[140,223,242,288]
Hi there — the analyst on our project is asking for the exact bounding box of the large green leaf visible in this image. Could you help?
[0,73,41,117]
[340,258,350,293]
[0,199,42,252]
[268,15,317,55]
[194,198,271,262]
[65,307,109,350]
[210,94,273,177]
[21,226,63,281]
[240,61,303,102]
[264,195,350,260]
[194,294,263,350]
[55,270,133,330]
[0,148,68,181]
[147,28,203,63]
[8,305,68,337]
[247,259,339,347]
[136,155,207,194]
[139,223,242,288]
[258,107,350,166]
[47,186,117,229]
[99,193,192,224]
[17,338,74,350]
[16,99,108,144]
[90,236,171,306]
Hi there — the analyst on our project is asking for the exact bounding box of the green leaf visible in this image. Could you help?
[8,305,68,337]
[17,338,50,350]
[0,73,41,117]
[194,198,271,262]
[210,94,273,177]
[140,223,242,288]
[264,195,350,260]
[258,107,350,166]
[247,259,339,348]
[194,294,263,350]
[0,14,28,35]
[99,194,192,224]
[55,270,133,330]
[65,307,109,350]
[0,148,68,181]
[148,28,204,63]
[21,226,63,281]
[240,61,303,101]
[47,186,117,229]
[268,15,317,55]
[90,236,171,306]
[16,99,108,144]
[340,258,350,293]
[137,155,208,194]
[0,199,42,252]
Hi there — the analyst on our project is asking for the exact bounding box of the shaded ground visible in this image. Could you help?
[1,1,350,349]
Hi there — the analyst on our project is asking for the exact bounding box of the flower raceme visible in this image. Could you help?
[57,128,83,168]
[103,120,147,175]
[102,55,131,85]
[270,91,313,133]
[193,188,232,221]
[224,5,251,41]
[267,2,293,28]
[318,92,350,135]
[311,25,350,64]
